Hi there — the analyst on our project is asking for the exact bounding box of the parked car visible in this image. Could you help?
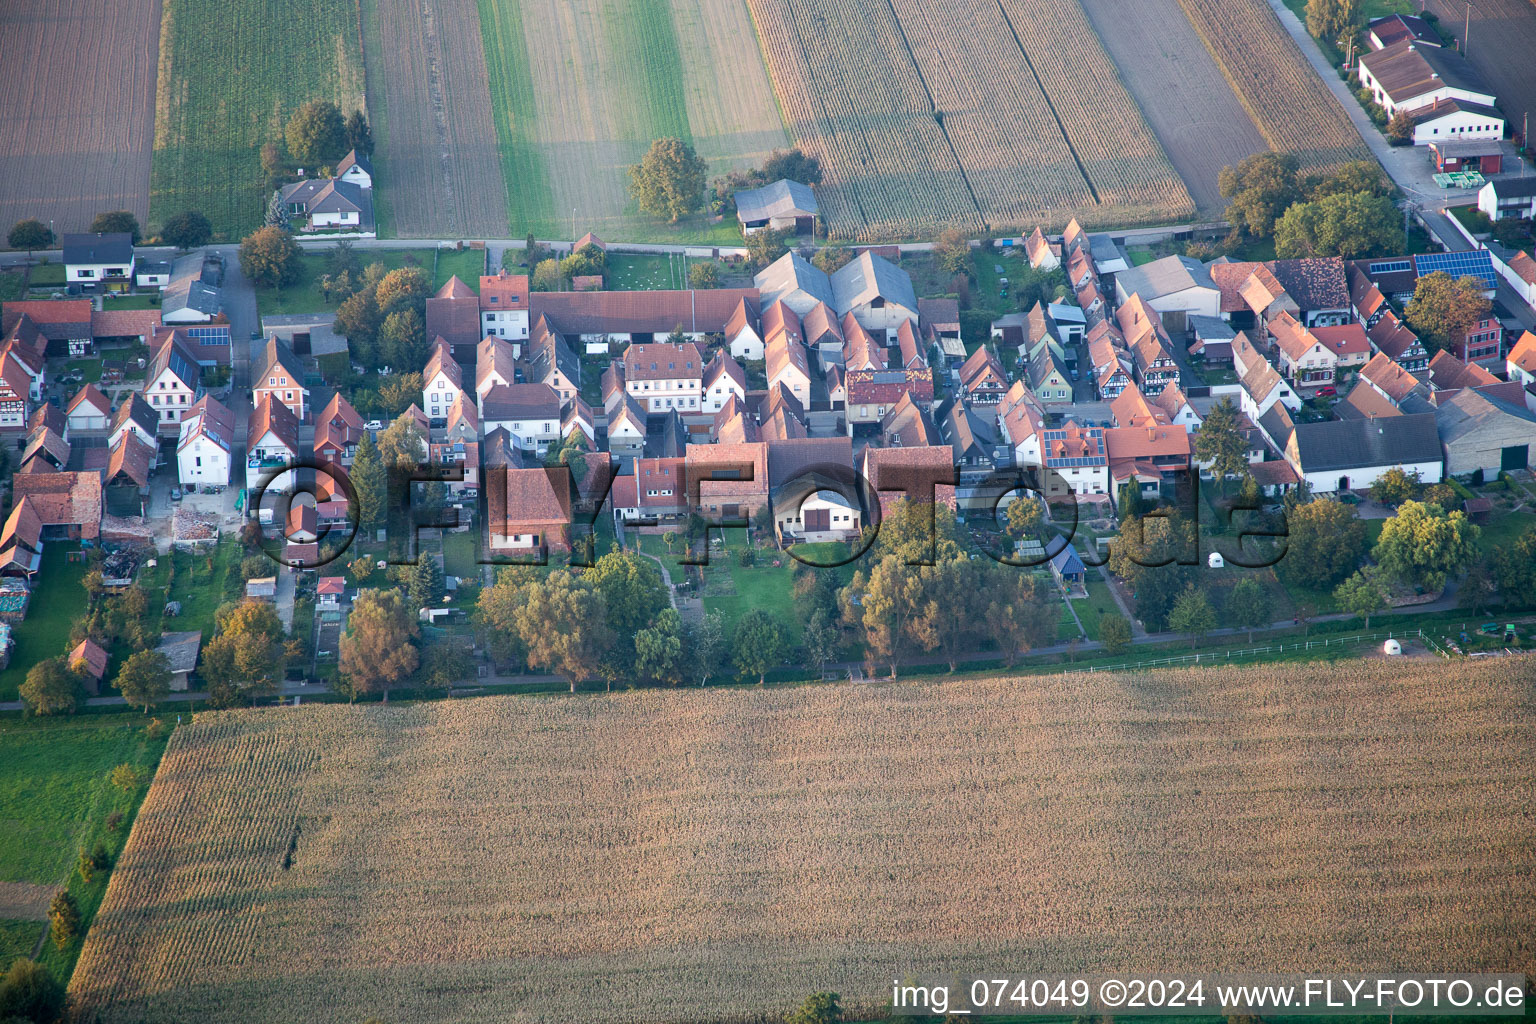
[1314,385,1337,397]
[364,419,384,431]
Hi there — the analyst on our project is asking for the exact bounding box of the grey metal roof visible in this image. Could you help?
[62,232,133,265]
[1434,387,1536,446]
[830,251,918,315]
[734,179,818,223]
[1188,314,1236,340]
[162,253,222,316]
[753,251,834,309]
[157,631,202,674]
[1489,177,1536,200]
[1292,412,1442,472]
[1114,255,1216,301]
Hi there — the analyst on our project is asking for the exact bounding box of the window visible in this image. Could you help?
[195,456,202,467]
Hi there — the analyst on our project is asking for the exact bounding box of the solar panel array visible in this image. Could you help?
[1413,250,1497,289]
[1369,259,1411,275]
[1042,428,1106,468]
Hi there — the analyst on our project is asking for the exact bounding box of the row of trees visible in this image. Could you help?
[8,209,211,253]
[1220,153,1403,259]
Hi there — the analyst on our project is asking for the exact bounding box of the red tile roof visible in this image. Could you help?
[91,307,162,340]
[479,270,530,311]
[12,472,103,539]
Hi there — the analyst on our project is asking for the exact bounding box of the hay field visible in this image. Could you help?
[152,0,366,240]
[477,0,789,241]
[70,657,1536,1024]
[0,0,159,235]
[361,0,510,238]
[1176,0,1373,173]
[747,0,1194,241]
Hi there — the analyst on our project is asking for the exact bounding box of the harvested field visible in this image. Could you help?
[478,0,788,241]
[1175,0,1372,172]
[1079,0,1269,214]
[152,0,366,240]
[1422,0,1536,146]
[361,0,509,238]
[748,0,1194,241]
[70,657,1536,1024]
[0,0,158,236]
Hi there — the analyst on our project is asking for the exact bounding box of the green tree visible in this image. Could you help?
[1387,109,1416,145]
[688,610,726,686]
[1226,577,1272,642]
[1099,612,1133,654]
[161,210,212,249]
[1277,496,1367,590]
[0,958,64,1023]
[1404,272,1492,353]
[582,551,669,640]
[1218,152,1301,237]
[1108,514,1198,631]
[786,991,842,1024]
[339,588,420,701]
[1309,160,1391,199]
[19,657,79,716]
[560,243,607,280]
[1369,466,1421,506]
[803,610,841,675]
[515,573,614,692]
[1004,494,1043,541]
[89,210,141,244]
[743,226,790,270]
[531,258,565,291]
[935,227,972,277]
[1193,398,1250,488]
[376,411,427,469]
[7,219,54,254]
[811,246,853,274]
[202,600,289,707]
[111,763,145,794]
[733,608,790,684]
[761,148,823,185]
[635,608,687,686]
[1306,0,1359,41]
[1335,567,1387,627]
[344,109,374,155]
[1492,524,1536,608]
[285,99,347,166]
[115,650,170,712]
[408,556,445,609]
[379,308,427,370]
[48,890,80,951]
[1274,191,1404,259]
[239,226,302,288]
[688,260,720,288]
[1373,499,1479,591]
[374,265,431,316]
[1168,585,1217,647]
[627,137,709,222]
[981,570,1056,666]
[475,568,532,669]
[350,433,387,533]
[1458,556,1498,615]
[335,284,383,365]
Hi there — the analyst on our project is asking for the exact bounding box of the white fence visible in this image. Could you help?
[1087,628,1442,673]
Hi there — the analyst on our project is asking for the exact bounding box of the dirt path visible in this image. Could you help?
[1078,0,1267,215]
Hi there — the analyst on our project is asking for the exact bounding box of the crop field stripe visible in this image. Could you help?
[608,0,693,143]
[875,0,986,225]
[991,0,1099,205]
[476,0,556,233]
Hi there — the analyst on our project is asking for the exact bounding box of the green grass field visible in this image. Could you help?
[255,247,484,316]
[27,264,66,288]
[0,546,86,703]
[0,271,25,302]
[101,293,160,311]
[476,0,553,235]
[151,0,366,241]
[0,918,37,969]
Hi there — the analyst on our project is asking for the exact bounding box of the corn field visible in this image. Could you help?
[1175,0,1373,172]
[746,0,1193,241]
[69,656,1535,1023]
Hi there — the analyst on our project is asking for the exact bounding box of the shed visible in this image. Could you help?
[246,576,277,600]
[156,631,202,692]
[1049,545,1086,586]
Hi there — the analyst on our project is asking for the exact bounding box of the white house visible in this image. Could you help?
[145,332,201,432]
[476,335,517,406]
[65,385,111,433]
[774,489,861,545]
[623,341,704,413]
[480,383,560,453]
[1357,40,1496,118]
[765,334,812,407]
[134,260,171,289]
[0,356,29,429]
[108,393,158,450]
[479,270,530,342]
[724,296,763,361]
[702,351,746,413]
[247,394,301,493]
[1410,97,1505,146]
[279,178,368,230]
[335,149,373,189]
[423,340,462,421]
[1507,331,1536,387]
[161,253,223,324]
[1282,413,1444,493]
[61,233,134,292]
[176,394,234,487]
[1478,178,1536,224]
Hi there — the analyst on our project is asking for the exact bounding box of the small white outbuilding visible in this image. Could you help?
[1207,552,1225,569]
[1383,638,1403,656]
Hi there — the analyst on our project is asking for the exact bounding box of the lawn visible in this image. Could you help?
[27,263,65,288]
[135,539,247,646]
[150,0,366,240]
[442,530,479,579]
[256,247,482,316]
[635,532,802,639]
[1472,506,1536,555]
[0,271,24,302]
[0,713,175,983]
[0,546,86,703]
[607,252,695,290]
[0,918,37,969]
[101,293,160,311]
[66,358,104,384]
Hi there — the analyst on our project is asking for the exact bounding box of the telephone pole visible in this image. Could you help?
[1463,0,1473,55]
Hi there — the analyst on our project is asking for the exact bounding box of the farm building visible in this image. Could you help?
[157,631,201,691]
[68,639,109,695]
[1357,40,1496,119]
[487,466,572,554]
[1188,315,1235,362]
[734,179,818,235]
[135,261,171,289]
[772,486,861,545]
[1479,178,1536,223]
[756,251,917,335]
[62,232,134,292]
[1113,256,1221,328]
[3,299,93,356]
[1434,387,1536,476]
[1410,97,1505,147]
[426,277,481,360]
[1365,13,1443,49]
[261,313,344,357]
[1277,412,1444,493]
[532,290,757,347]
[12,472,103,540]
[1427,139,1503,174]
[91,307,162,346]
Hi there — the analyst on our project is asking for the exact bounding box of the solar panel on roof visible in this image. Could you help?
[1413,250,1496,288]
[1370,260,1411,274]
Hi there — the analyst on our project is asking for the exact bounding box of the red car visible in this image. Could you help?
[1314,386,1337,397]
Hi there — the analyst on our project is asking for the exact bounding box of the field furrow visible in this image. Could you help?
[69,658,1536,1024]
